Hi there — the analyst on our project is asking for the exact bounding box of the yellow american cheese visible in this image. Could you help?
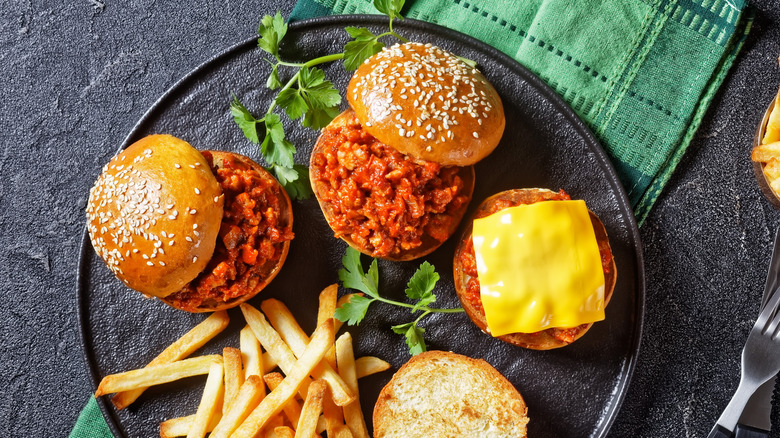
[472,199,605,337]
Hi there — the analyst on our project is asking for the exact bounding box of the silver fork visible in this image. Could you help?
[708,286,780,438]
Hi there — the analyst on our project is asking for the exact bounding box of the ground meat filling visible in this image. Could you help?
[458,190,613,344]
[164,152,293,311]
[311,113,469,258]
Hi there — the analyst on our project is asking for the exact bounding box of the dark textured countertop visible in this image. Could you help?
[3,0,780,436]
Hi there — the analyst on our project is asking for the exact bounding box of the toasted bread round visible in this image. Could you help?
[452,188,617,350]
[86,134,224,298]
[347,42,504,167]
[373,351,529,438]
[310,109,475,261]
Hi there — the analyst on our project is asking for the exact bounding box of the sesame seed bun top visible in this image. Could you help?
[347,42,505,167]
[86,134,224,298]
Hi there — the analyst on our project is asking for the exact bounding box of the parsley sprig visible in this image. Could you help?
[231,0,407,200]
[334,247,464,356]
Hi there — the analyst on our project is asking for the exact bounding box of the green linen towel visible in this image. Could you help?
[72,1,753,436]
[291,0,753,224]
[70,397,113,438]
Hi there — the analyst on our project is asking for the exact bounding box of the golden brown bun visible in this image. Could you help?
[347,42,504,167]
[86,134,224,298]
[310,109,475,261]
[373,351,528,438]
[160,151,293,312]
[453,188,617,350]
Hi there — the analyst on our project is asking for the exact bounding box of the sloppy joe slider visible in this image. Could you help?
[86,134,293,312]
[453,188,616,349]
[310,42,504,260]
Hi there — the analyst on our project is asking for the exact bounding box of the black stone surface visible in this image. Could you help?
[1,0,780,437]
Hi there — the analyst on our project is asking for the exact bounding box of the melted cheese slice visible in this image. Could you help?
[472,200,605,336]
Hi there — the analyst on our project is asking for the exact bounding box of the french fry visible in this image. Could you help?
[335,333,369,438]
[334,294,361,333]
[295,380,327,438]
[95,355,222,396]
[322,386,345,437]
[241,325,264,381]
[771,175,780,194]
[766,157,780,181]
[262,415,284,438]
[240,304,313,399]
[186,362,224,438]
[111,311,229,409]
[332,425,355,438]
[232,319,335,438]
[263,372,302,427]
[765,97,780,145]
[224,347,244,412]
[210,375,266,438]
[159,413,222,438]
[263,351,278,374]
[260,299,355,406]
[355,356,391,379]
[273,426,295,438]
[752,141,780,162]
[317,284,339,369]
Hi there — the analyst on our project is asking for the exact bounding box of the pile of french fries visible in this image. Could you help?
[94,285,389,438]
[751,58,780,194]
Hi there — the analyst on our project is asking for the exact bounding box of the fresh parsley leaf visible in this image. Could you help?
[261,114,295,168]
[274,163,312,200]
[276,66,341,128]
[456,55,478,68]
[405,261,439,300]
[373,0,405,20]
[298,66,342,109]
[345,26,377,40]
[343,35,385,71]
[302,105,341,130]
[406,261,438,311]
[230,96,262,144]
[266,62,282,89]
[276,87,308,120]
[338,247,380,298]
[391,322,413,335]
[258,12,288,59]
[392,322,426,356]
[334,294,374,326]
[364,258,380,298]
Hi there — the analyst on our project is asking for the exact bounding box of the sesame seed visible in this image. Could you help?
[185,236,193,242]
[146,261,154,266]
[192,256,198,263]
[159,261,166,266]
[473,132,480,139]
[194,188,200,195]
[174,163,181,169]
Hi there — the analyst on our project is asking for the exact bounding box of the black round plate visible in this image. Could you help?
[78,15,644,438]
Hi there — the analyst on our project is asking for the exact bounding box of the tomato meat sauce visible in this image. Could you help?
[310,112,470,258]
[165,152,293,311]
[458,190,614,344]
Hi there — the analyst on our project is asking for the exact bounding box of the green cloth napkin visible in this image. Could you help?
[72,1,753,436]
[292,0,753,224]
[70,397,113,438]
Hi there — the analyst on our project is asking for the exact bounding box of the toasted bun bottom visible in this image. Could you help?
[373,351,528,438]
[453,188,617,350]
[310,109,475,261]
[160,151,293,312]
